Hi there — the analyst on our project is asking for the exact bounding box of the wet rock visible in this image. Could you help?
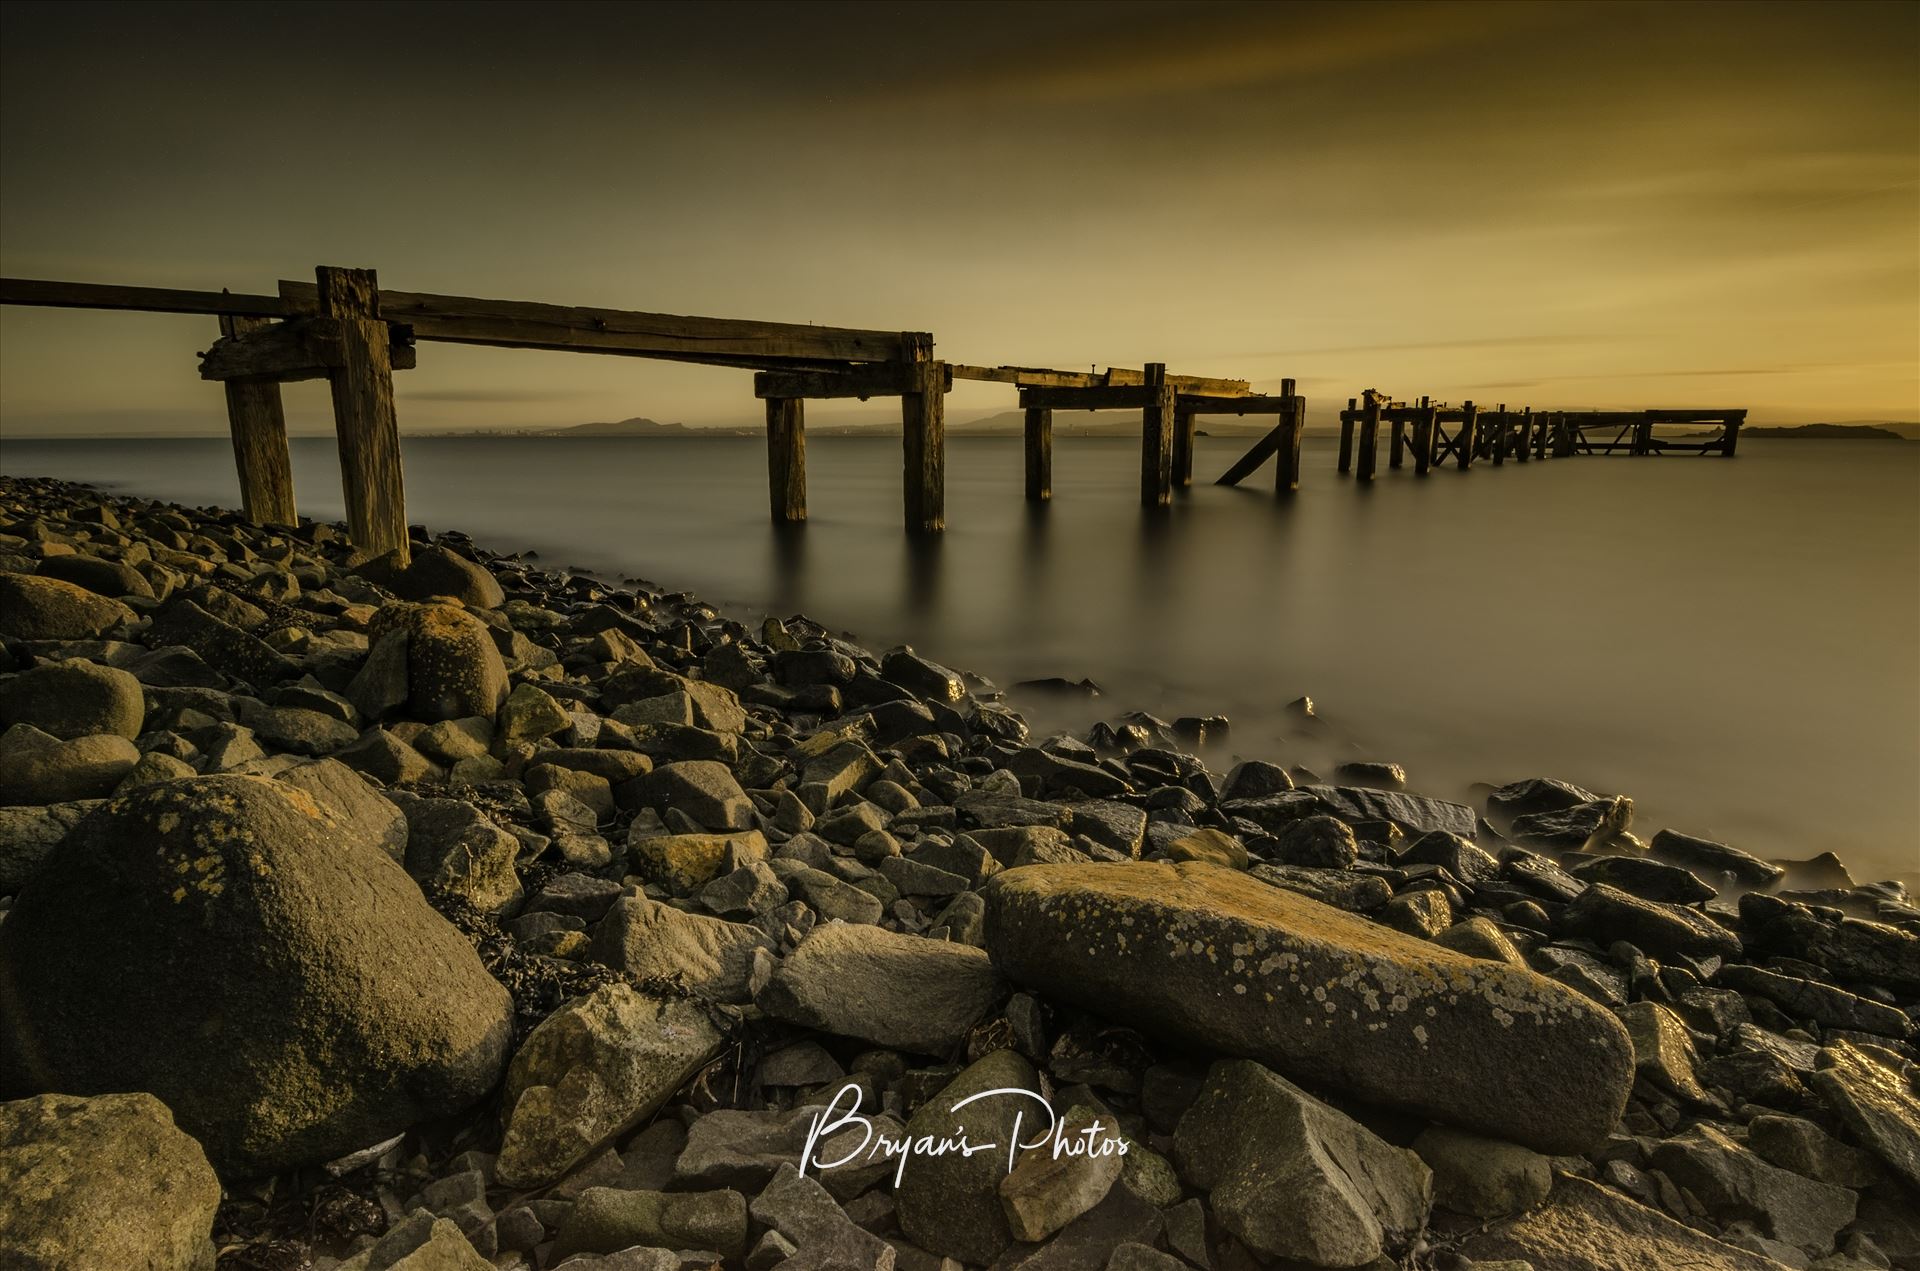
[1510,796,1632,851]
[0,724,139,805]
[1748,1113,1882,1188]
[1399,830,1500,882]
[1569,855,1715,905]
[0,776,513,1177]
[496,983,725,1188]
[0,799,99,894]
[1460,1173,1790,1271]
[1412,1123,1551,1218]
[1718,965,1914,1039]
[396,795,523,914]
[1432,916,1527,966]
[1649,828,1785,887]
[1808,1040,1920,1193]
[758,922,1003,1056]
[0,659,144,740]
[1487,776,1599,820]
[1218,758,1292,801]
[1740,893,1920,995]
[881,647,966,703]
[895,1047,1042,1263]
[1269,813,1358,868]
[590,895,774,1003]
[0,573,132,640]
[388,544,506,609]
[550,1185,749,1262]
[1620,1001,1715,1106]
[1174,1058,1432,1266]
[0,1090,221,1271]
[1560,881,1740,962]
[983,861,1633,1153]
[1302,784,1477,838]
[1381,888,1452,939]
[631,760,753,831]
[1650,1121,1855,1257]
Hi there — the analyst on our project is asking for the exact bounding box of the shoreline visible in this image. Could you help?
[0,473,1916,1269]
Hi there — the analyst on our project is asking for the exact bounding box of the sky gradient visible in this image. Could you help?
[2,0,1916,435]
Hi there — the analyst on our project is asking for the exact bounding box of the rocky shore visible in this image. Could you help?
[0,471,1914,1271]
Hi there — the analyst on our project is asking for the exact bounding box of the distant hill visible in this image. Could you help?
[1738,423,1915,441]
[545,417,754,437]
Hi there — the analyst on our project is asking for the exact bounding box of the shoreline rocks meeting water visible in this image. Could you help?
[0,471,1914,1271]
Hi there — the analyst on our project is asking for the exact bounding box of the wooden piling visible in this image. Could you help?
[1357,393,1381,482]
[1275,378,1303,493]
[1412,396,1434,477]
[315,266,408,563]
[901,338,945,534]
[217,314,297,525]
[1456,401,1478,470]
[1389,410,1407,469]
[1492,404,1508,466]
[1024,406,1052,501]
[1338,398,1356,474]
[1172,405,1196,488]
[765,397,806,523]
[1632,417,1655,456]
[1723,414,1742,457]
[1141,363,1174,508]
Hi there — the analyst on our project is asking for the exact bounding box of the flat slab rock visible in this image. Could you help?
[757,921,1004,1056]
[981,860,1633,1154]
[1457,1173,1792,1271]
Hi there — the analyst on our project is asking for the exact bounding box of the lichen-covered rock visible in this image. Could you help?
[0,724,139,806]
[0,659,144,740]
[0,573,132,641]
[629,829,767,896]
[0,1091,222,1271]
[757,922,1004,1055]
[0,776,514,1178]
[0,800,100,894]
[372,603,510,723]
[982,860,1633,1153]
[589,895,773,1004]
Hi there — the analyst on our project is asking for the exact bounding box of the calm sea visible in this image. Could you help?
[4,433,1916,886]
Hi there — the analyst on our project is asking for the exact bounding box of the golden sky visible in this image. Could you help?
[1,0,1915,434]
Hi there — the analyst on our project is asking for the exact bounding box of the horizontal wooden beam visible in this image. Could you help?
[1,277,288,317]
[952,363,1251,396]
[1178,393,1291,414]
[754,362,952,400]
[1018,384,1159,411]
[278,280,916,364]
[197,317,416,383]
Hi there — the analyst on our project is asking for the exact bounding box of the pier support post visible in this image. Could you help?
[1357,392,1381,482]
[1141,362,1174,508]
[901,341,946,534]
[1723,414,1742,457]
[1633,417,1654,456]
[766,397,806,523]
[1338,398,1356,474]
[217,314,297,525]
[1024,406,1052,501]
[1412,396,1434,476]
[1389,409,1407,469]
[316,266,408,564]
[1172,404,1196,488]
[1275,378,1303,493]
[1492,404,1509,466]
[1456,401,1478,470]
[1519,409,1535,461]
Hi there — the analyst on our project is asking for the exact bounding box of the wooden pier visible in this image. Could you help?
[1,267,1745,559]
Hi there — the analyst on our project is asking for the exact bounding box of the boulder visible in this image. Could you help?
[1487,777,1599,820]
[0,800,100,895]
[496,984,725,1188]
[0,1091,221,1271]
[0,725,139,805]
[335,1213,492,1270]
[276,757,407,863]
[676,1102,905,1199]
[1301,785,1477,838]
[1460,1173,1794,1271]
[998,1104,1125,1242]
[1174,1058,1432,1266]
[758,923,1004,1055]
[751,1162,897,1268]
[1650,1121,1855,1257]
[35,552,154,600]
[1740,892,1920,994]
[1559,882,1741,962]
[630,760,753,831]
[894,1047,1042,1264]
[0,573,131,641]
[981,861,1633,1153]
[1568,855,1715,905]
[372,604,509,722]
[1649,829,1784,887]
[1809,1040,1920,1193]
[146,599,296,687]
[387,545,506,610]
[630,829,767,896]
[550,1185,749,1262]
[1411,1124,1551,1219]
[1269,814,1358,868]
[1510,796,1631,851]
[0,776,514,1177]
[0,660,144,740]
[1718,964,1913,1039]
[396,795,523,914]
[589,895,773,1004]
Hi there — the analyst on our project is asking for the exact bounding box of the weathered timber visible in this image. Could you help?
[765,398,806,523]
[754,362,952,400]
[1456,400,1478,471]
[316,267,408,564]
[1515,409,1533,462]
[1018,383,1159,411]
[1492,406,1508,466]
[1275,382,1303,493]
[952,364,1249,395]
[1412,397,1435,476]
[1389,410,1407,469]
[1172,405,1197,488]
[1024,406,1052,502]
[1141,363,1174,508]
[198,316,416,383]
[1338,397,1357,474]
[217,315,297,526]
[1722,417,1741,456]
[1,277,288,317]
[901,341,946,534]
[1209,380,1300,489]
[1356,392,1382,483]
[1176,393,1293,413]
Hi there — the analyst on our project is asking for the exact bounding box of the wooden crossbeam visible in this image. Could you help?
[1018,384,1158,410]
[951,363,1250,396]
[753,362,952,400]
[197,317,416,382]
[1178,393,1290,414]
[1,277,289,317]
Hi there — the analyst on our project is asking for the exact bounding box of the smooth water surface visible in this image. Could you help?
[4,432,1916,884]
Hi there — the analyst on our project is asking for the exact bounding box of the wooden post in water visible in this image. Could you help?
[1024,406,1052,501]
[217,313,297,525]
[1456,400,1478,470]
[765,397,806,523]
[1389,407,1407,469]
[1276,378,1303,494]
[1632,416,1654,456]
[1356,392,1381,482]
[901,337,945,534]
[1140,363,1174,508]
[1338,398,1356,474]
[1722,413,1742,457]
[1412,396,1434,476]
[1492,403,1508,466]
[315,266,408,563]
[1172,403,1196,488]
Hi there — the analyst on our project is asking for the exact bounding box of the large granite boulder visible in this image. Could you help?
[0,659,144,740]
[757,922,1004,1055]
[0,724,139,806]
[0,1091,221,1271]
[981,860,1633,1153]
[894,1047,1043,1264]
[0,573,131,641]
[0,776,514,1178]
[368,603,509,723]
